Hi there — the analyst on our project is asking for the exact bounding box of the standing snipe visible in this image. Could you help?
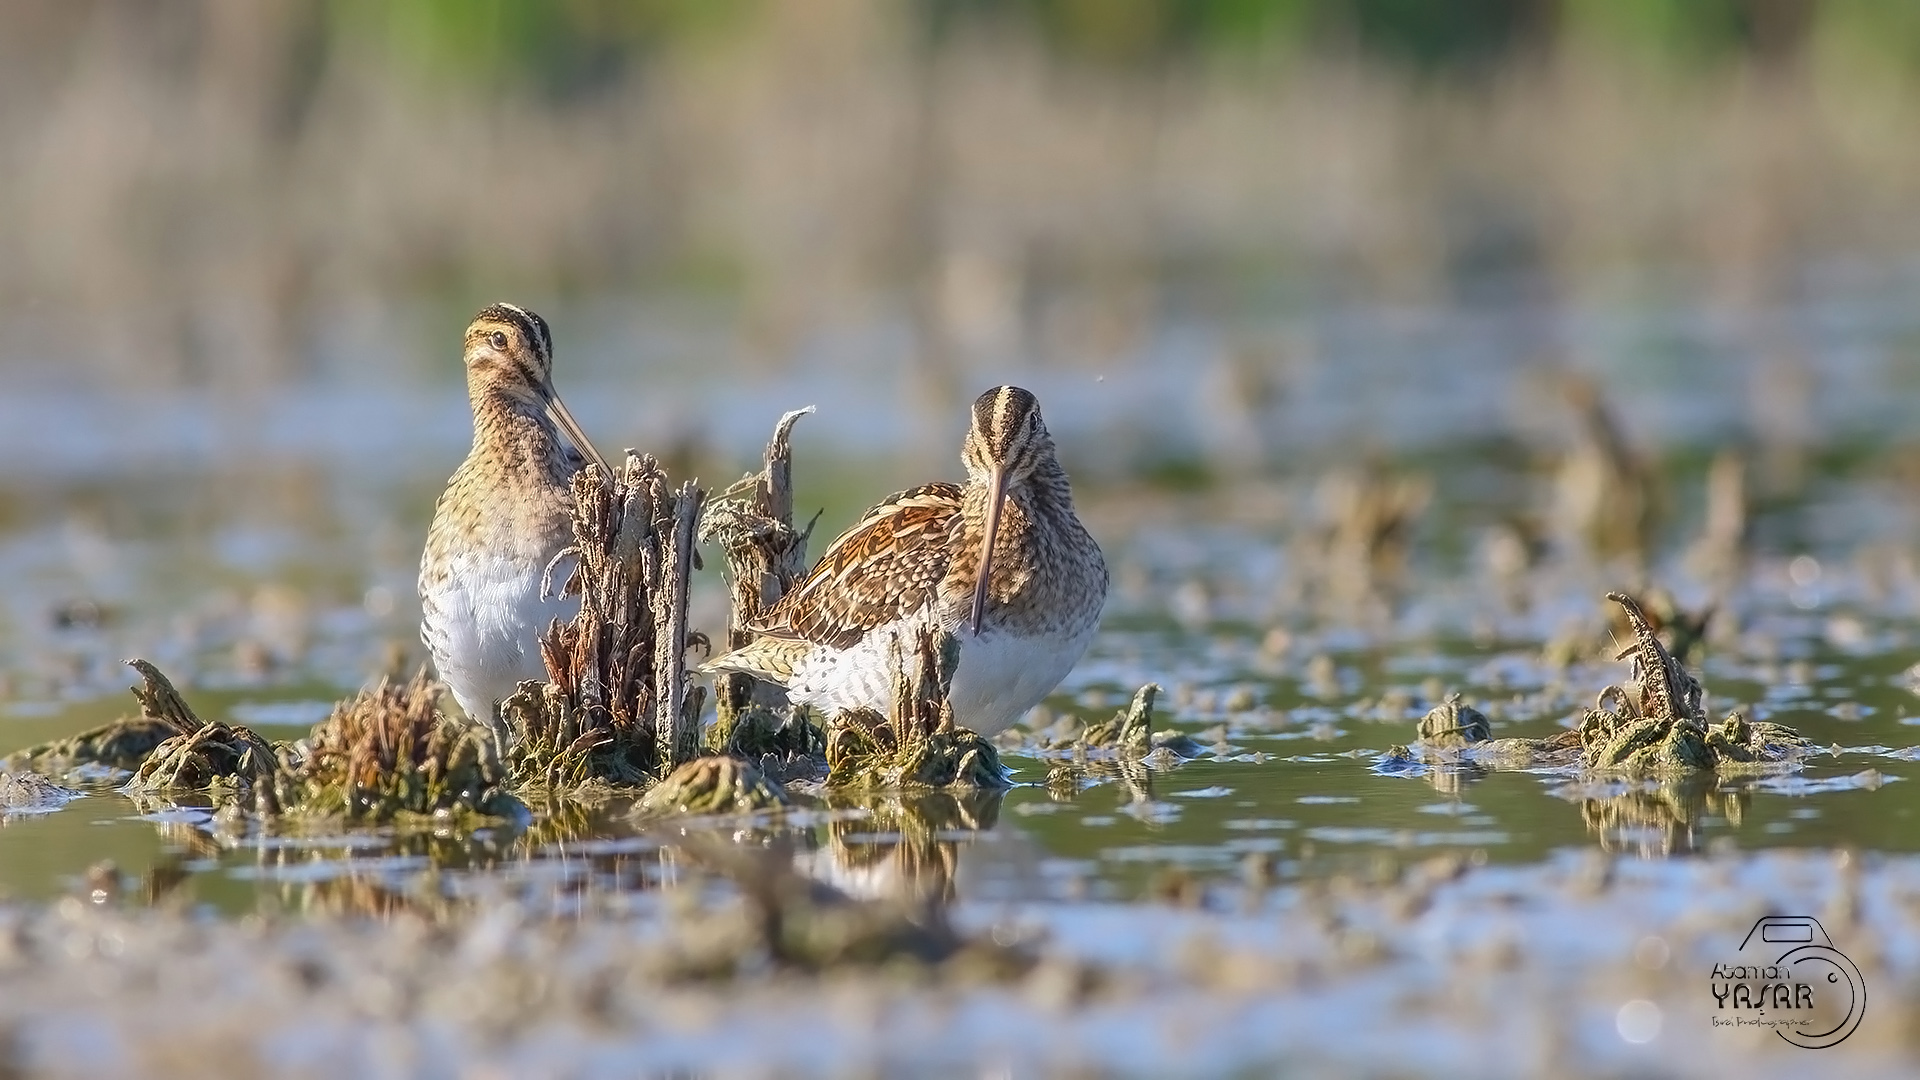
[418,302,609,744]
[709,385,1107,734]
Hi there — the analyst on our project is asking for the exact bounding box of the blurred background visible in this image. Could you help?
[4,0,1920,696]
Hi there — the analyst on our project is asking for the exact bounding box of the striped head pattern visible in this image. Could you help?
[962,385,1059,633]
[962,385,1053,484]
[464,302,555,406]
[462,301,608,474]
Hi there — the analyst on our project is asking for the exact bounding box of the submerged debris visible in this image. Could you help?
[502,453,706,793]
[3,660,203,774]
[1379,692,1568,773]
[825,626,1009,791]
[1414,694,1492,748]
[277,670,517,821]
[0,771,81,812]
[635,754,790,817]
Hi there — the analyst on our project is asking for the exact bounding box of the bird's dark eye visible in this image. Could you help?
[489,330,509,350]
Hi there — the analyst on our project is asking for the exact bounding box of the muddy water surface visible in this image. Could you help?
[5,298,1920,1074]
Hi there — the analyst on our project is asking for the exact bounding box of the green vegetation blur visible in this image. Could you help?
[6,0,1920,391]
[335,0,1920,81]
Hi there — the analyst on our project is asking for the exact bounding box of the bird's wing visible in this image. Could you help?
[751,483,963,650]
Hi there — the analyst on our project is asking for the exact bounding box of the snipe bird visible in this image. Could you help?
[709,385,1107,734]
[419,303,610,742]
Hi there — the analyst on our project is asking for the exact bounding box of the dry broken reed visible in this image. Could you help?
[699,406,822,759]
[503,452,705,794]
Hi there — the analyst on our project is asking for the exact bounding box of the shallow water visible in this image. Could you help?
[6,288,1920,1074]
[7,543,1920,918]
[6,455,1920,907]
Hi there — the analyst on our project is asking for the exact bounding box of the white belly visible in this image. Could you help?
[786,614,1096,735]
[946,621,1096,734]
[423,551,577,724]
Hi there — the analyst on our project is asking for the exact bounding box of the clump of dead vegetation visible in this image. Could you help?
[277,670,517,821]
[635,754,790,817]
[500,452,707,794]
[109,662,280,808]
[8,660,523,822]
[1387,591,1817,776]
[132,722,282,809]
[1069,684,1160,753]
[697,406,825,767]
[1576,592,1814,772]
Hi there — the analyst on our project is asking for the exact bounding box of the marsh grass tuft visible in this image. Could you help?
[121,663,279,808]
[1415,693,1493,748]
[1075,684,1162,752]
[1574,592,1814,773]
[278,669,517,821]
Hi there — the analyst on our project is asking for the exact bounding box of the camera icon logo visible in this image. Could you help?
[1715,916,1866,1050]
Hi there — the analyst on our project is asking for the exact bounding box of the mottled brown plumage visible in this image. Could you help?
[709,386,1107,735]
[761,482,962,650]
[418,303,608,745]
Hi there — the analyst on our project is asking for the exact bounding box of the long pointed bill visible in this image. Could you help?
[545,387,613,479]
[970,464,1008,635]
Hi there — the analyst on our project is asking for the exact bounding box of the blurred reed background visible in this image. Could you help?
[1,0,1920,704]
[3,0,1920,478]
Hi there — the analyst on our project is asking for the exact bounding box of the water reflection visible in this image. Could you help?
[1555,775,1748,858]
[109,785,1012,922]
[801,791,1003,908]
